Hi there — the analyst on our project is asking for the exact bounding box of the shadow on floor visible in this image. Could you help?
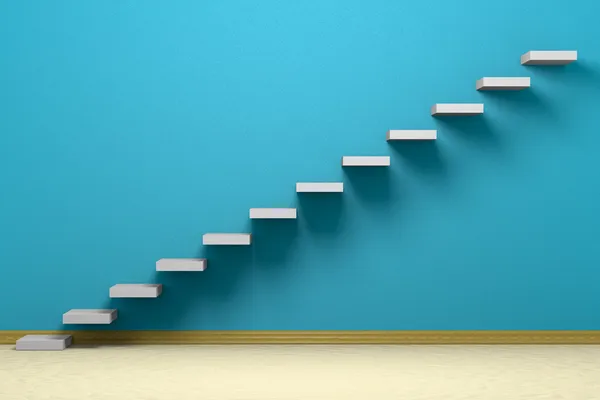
[69,344,105,349]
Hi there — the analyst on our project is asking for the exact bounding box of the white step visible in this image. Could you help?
[387,130,437,140]
[341,156,390,167]
[203,233,252,245]
[431,103,484,116]
[296,182,344,193]
[156,258,207,272]
[16,334,72,351]
[63,309,117,324]
[521,50,577,65]
[476,77,530,91]
[109,284,163,298]
[250,208,297,219]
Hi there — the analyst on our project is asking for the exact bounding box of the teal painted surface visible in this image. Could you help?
[1,0,599,330]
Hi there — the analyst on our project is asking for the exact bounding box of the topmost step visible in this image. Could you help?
[521,51,577,65]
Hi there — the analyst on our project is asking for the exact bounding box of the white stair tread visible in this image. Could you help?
[16,334,73,351]
[296,182,344,193]
[342,156,390,167]
[431,103,484,116]
[250,208,297,219]
[387,130,437,140]
[156,258,207,271]
[521,50,577,65]
[63,309,117,325]
[476,77,530,90]
[109,284,162,298]
[203,233,252,245]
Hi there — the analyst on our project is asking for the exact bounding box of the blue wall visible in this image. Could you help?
[1,0,600,330]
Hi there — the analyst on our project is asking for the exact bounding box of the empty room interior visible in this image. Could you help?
[1,1,600,399]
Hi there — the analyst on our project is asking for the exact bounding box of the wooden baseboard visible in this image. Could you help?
[2,330,600,345]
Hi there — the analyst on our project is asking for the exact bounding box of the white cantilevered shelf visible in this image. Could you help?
[431,103,484,116]
[250,208,297,219]
[202,233,252,245]
[521,50,577,65]
[109,284,162,298]
[342,156,390,167]
[156,258,207,271]
[62,309,117,324]
[476,77,530,91]
[296,182,344,193]
[387,130,437,140]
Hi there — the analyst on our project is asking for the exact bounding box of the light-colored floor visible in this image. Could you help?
[2,344,600,400]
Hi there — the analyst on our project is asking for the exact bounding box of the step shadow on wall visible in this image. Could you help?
[524,61,600,94]
[81,194,352,330]
[342,167,393,204]
[479,88,560,127]
[386,140,448,182]
[297,192,346,238]
[92,241,255,330]
[434,114,502,150]
[250,218,299,273]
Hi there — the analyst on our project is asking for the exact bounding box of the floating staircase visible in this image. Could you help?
[18,49,578,349]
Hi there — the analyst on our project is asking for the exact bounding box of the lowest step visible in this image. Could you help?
[16,335,73,351]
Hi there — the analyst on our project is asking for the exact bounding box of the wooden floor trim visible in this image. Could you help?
[3,330,600,344]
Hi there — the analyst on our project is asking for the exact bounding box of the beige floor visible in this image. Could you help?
[2,344,600,400]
